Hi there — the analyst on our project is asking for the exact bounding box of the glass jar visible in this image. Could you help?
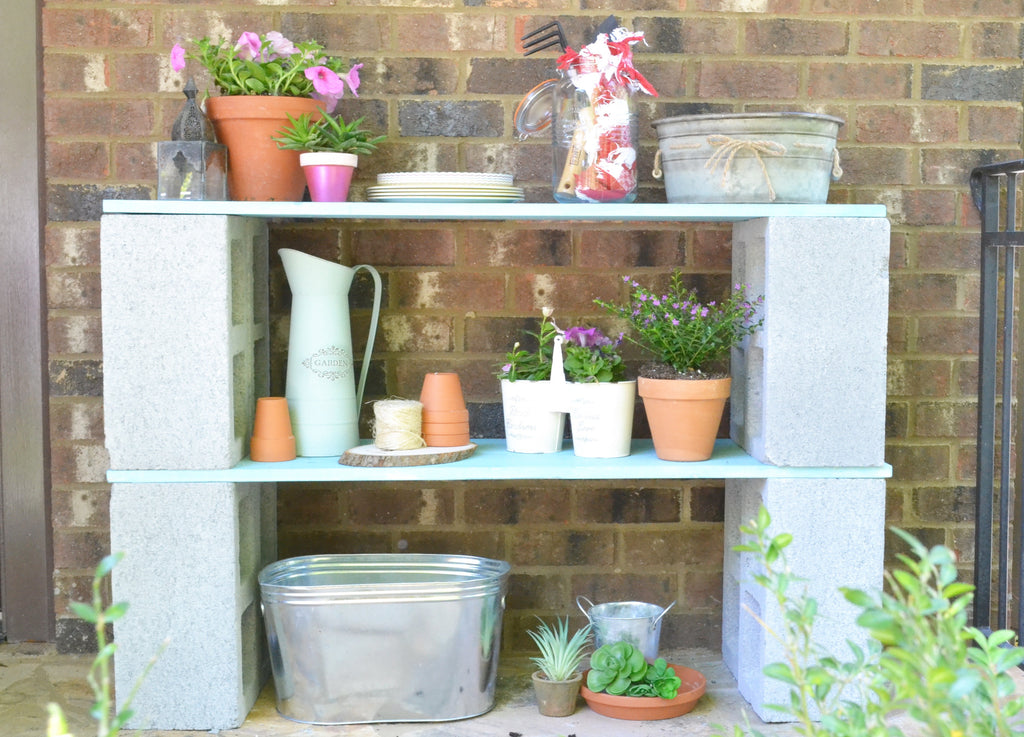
[552,74,639,203]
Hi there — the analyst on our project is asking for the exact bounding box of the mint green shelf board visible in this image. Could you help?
[106,439,892,484]
[102,200,887,223]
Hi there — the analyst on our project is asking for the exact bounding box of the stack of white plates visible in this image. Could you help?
[368,172,523,203]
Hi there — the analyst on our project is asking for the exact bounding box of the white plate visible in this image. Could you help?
[367,192,524,203]
[367,185,523,196]
[377,171,514,186]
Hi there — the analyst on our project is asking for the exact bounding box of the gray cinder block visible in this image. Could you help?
[101,214,269,470]
[731,216,890,468]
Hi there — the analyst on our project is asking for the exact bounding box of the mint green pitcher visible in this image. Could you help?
[279,249,381,456]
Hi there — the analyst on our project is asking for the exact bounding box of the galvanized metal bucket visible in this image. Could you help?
[259,554,510,725]
[577,596,675,661]
[652,112,844,204]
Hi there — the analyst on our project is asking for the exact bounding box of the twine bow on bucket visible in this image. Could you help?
[704,134,787,201]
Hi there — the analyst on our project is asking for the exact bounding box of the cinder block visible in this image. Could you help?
[723,477,886,722]
[101,214,269,470]
[731,216,890,467]
[110,481,273,730]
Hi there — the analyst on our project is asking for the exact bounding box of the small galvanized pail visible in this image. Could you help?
[577,595,675,661]
[652,112,844,204]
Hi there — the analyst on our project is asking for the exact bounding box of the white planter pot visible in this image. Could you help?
[500,379,566,453]
[568,381,636,458]
[299,152,359,167]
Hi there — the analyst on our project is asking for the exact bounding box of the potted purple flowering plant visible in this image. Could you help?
[596,270,763,461]
[558,324,636,458]
[170,31,365,201]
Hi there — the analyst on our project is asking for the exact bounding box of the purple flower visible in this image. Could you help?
[234,32,262,61]
[565,326,611,348]
[305,65,345,112]
[170,43,186,72]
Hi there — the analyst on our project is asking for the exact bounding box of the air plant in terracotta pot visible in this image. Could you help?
[527,616,593,717]
[274,110,385,202]
[596,270,763,462]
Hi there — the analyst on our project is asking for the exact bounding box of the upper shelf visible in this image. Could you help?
[106,439,893,484]
[102,200,887,223]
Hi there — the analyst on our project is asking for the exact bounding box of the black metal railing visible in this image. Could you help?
[970,159,1024,635]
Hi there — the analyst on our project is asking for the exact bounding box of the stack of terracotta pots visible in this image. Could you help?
[419,373,470,447]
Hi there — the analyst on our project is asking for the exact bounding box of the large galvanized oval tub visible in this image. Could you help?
[652,112,844,204]
[259,553,510,725]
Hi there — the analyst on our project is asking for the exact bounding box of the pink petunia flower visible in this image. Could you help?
[305,65,345,113]
[170,43,186,73]
[265,31,298,59]
[234,32,262,62]
[343,63,363,97]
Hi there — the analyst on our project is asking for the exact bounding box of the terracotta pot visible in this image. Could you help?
[205,96,322,202]
[420,372,467,412]
[532,671,582,717]
[637,376,731,461]
[421,426,471,447]
[421,408,470,424]
[301,152,357,202]
[250,397,296,462]
[580,665,706,720]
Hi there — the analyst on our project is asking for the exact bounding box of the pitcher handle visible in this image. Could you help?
[576,595,595,621]
[352,264,382,412]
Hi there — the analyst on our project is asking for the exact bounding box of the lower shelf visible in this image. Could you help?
[106,439,892,484]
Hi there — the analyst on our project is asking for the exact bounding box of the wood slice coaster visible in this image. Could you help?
[339,443,477,468]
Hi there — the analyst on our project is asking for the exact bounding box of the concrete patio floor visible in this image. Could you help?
[2,642,805,737]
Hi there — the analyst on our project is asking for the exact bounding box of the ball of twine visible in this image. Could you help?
[372,399,426,451]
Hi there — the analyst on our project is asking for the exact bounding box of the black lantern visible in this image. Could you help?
[157,78,228,200]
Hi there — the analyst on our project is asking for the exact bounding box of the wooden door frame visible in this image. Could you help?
[0,0,55,642]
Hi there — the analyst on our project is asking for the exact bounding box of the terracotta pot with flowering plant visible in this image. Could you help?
[170,31,365,201]
[596,270,763,461]
[560,324,636,458]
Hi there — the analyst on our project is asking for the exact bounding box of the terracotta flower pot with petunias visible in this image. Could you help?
[170,30,367,201]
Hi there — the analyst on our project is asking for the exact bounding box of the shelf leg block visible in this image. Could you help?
[110,480,277,730]
[722,477,886,722]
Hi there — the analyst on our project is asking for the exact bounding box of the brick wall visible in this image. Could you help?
[41,1,1023,652]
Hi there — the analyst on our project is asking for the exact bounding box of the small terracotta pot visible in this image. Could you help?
[250,397,296,462]
[422,427,471,447]
[420,372,467,412]
[532,671,582,717]
[638,376,731,461]
[421,408,470,424]
[581,665,706,720]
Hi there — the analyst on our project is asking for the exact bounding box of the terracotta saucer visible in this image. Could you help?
[580,665,706,720]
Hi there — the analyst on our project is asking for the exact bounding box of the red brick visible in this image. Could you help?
[809,62,912,99]
[811,0,913,12]
[915,402,976,438]
[52,529,109,570]
[889,273,958,312]
[578,229,685,269]
[463,229,572,268]
[281,13,390,53]
[856,105,957,144]
[353,229,456,266]
[576,487,681,524]
[856,21,960,58]
[114,143,156,183]
[464,486,571,524]
[44,53,102,93]
[511,272,625,313]
[52,488,110,529]
[885,443,950,482]
[697,61,800,100]
[44,225,100,268]
[396,14,506,52]
[901,189,957,227]
[968,105,1023,144]
[48,314,102,355]
[690,228,732,270]
[834,146,914,186]
[46,141,110,179]
[347,486,455,525]
[49,399,104,443]
[508,530,615,566]
[916,316,978,354]
[970,22,1021,59]
[45,99,155,137]
[379,314,453,352]
[392,272,506,310]
[276,486,343,525]
[693,0,800,12]
[621,528,723,566]
[110,53,163,95]
[923,0,1019,16]
[43,9,153,48]
[46,270,101,310]
[887,358,952,397]
[746,19,848,56]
